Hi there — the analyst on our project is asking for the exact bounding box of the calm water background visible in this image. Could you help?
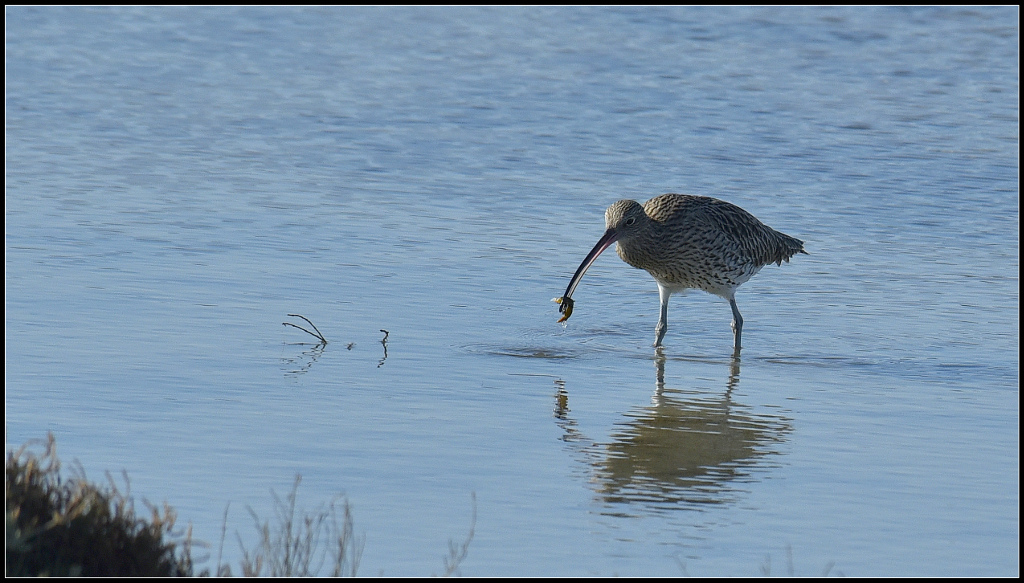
[6,6,1018,576]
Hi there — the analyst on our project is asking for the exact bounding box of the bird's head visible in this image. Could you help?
[604,199,648,244]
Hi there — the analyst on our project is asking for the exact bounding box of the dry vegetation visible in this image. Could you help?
[6,434,194,576]
[6,433,473,577]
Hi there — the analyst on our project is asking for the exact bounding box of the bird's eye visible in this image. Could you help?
[625,217,636,226]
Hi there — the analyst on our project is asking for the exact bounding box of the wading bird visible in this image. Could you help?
[555,193,806,350]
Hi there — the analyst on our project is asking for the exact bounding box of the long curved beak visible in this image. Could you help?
[562,227,619,301]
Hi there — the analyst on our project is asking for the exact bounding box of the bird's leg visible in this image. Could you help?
[655,284,670,347]
[729,297,743,351]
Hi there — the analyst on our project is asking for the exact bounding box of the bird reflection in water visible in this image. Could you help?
[554,351,791,513]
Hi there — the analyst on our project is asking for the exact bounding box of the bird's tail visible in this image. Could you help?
[772,232,806,265]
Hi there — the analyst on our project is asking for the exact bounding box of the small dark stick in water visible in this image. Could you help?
[283,313,327,344]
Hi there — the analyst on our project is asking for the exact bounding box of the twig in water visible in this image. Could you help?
[377,329,389,368]
[283,314,327,344]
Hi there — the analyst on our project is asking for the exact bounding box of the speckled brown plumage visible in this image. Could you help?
[558,193,806,350]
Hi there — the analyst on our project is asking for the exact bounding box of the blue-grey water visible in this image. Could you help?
[5,6,1018,576]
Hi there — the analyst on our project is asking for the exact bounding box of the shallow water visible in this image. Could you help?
[6,6,1018,576]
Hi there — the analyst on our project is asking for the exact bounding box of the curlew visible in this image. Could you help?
[555,193,806,350]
